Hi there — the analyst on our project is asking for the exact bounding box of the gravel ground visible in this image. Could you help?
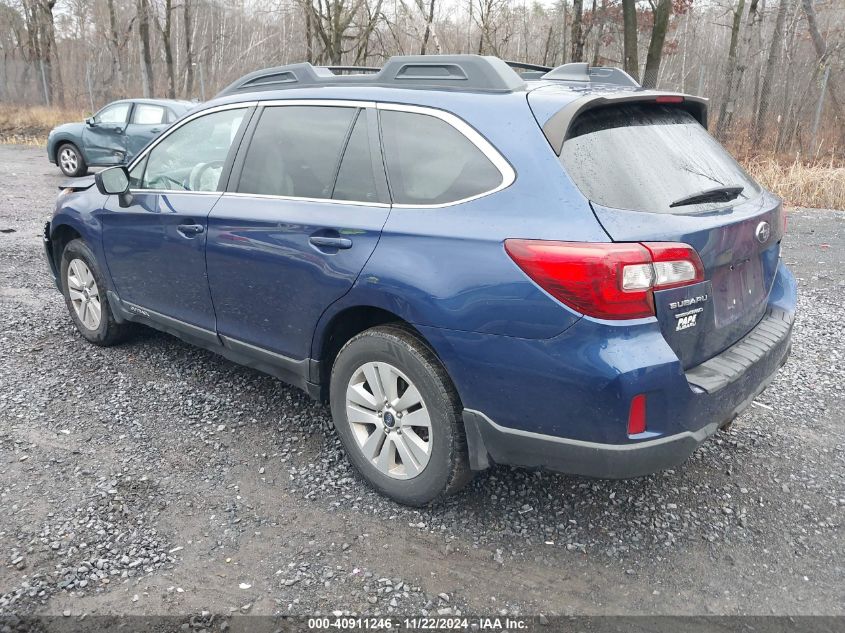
[0,144,843,620]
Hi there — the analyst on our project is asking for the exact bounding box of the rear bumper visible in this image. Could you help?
[421,262,796,478]
[463,326,790,478]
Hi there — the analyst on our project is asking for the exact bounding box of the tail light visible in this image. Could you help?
[504,240,704,320]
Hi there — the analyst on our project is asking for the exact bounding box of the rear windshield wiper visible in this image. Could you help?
[669,186,745,208]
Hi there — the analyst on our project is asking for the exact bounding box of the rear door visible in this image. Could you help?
[124,103,170,161]
[546,101,784,367]
[206,102,390,361]
[82,102,131,165]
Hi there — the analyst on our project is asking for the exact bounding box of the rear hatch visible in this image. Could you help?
[529,92,784,368]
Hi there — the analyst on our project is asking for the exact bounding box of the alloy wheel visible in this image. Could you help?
[59,147,78,174]
[345,361,433,479]
[66,258,102,330]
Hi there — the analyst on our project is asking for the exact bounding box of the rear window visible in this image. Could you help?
[560,104,760,214]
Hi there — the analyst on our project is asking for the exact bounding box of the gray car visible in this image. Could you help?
[47,99,195,177]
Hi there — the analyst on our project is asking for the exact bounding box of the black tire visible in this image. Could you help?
[330,324,472,506]
[56,143,87,177]
[60,239,130,346]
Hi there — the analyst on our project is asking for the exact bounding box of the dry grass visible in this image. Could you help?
[739,154,845,210]
[0,104,87,146]
[1,104,843,209]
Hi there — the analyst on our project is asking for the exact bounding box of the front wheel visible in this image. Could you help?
[60,239,130,346]
[330,325,472,506]
[57,143,87,177]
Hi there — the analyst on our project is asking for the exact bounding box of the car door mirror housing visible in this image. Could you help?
[86,117,96,126]
[96,165,131,198]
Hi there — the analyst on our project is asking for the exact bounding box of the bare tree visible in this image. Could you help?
[716,0,747,139]
[622,0,638,80]
[136,0,154,97]
[182,0,194,97]
[570,0,584,62]
[801,0,843,120]
[642,0,672,89]
[755,0,789,143]
[156,0,176,98]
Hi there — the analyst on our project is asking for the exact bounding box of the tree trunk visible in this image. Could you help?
[37,0,64,106]
[136,0,154,97]
[801,0,844,122]
[106,0,125,94]
[161,0,176,98]
[304,0,313,64]
[621,0,638,82]
[715,0,746,139]
[183,0,194,97]
[755,0,788,144]
[570,0,585,63]
[419,0,435,55]
[641,0,671,89]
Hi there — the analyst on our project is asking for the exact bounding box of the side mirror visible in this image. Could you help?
[95,166,133,207]
[85,117,96,127]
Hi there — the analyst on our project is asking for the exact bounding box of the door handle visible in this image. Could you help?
[309,236,353,249]
[177,223,205,237]
[150,128,162,134]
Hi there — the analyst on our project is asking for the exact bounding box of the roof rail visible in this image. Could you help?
[543,62,640,87]
[216,55,526,97]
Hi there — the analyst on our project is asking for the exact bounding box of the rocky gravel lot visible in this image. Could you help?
[0,144,843,620]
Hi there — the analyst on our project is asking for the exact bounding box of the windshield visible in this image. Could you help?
[560,104,760,214]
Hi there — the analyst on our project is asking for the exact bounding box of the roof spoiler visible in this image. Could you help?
[542,92,709,155]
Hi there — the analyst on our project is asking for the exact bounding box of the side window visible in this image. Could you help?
[379,110,503,205]
[237,106,356,198]
[95,103,130,124]
[132,104,167,125]
[332,111,380,203]
[134,108,246,192]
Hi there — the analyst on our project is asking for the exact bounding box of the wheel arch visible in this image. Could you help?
[52,137,84,164]
[312,304,457,404]
[49,222,84,288]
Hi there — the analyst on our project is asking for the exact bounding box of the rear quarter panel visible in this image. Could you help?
[313,91,610,350]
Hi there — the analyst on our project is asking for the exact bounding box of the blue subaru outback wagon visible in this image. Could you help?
[43,55,796,506]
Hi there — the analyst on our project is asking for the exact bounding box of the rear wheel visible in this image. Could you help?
[330,325,472,506]
[57,143,87,177]
[60,239,130,346]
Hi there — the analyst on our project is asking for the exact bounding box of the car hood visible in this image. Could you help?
[50,122,85,137]
[59,175,96,191]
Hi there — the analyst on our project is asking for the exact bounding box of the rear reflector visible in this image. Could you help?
[504,240,704,320]
[628,394,647,435]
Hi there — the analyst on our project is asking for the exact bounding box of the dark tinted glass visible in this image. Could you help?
[380,110,502,205]
[332,111,380,203]
[238,106,356,198]
[560,104,760,214]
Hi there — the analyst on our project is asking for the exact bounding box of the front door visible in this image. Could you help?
[82,101,131,165]
[206,103,391,361]
[99,106,252,331]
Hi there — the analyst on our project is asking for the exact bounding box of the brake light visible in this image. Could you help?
[655,95,684,104]
[504,240,704,320]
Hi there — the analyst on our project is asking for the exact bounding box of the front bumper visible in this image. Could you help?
[43,221,61,290]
